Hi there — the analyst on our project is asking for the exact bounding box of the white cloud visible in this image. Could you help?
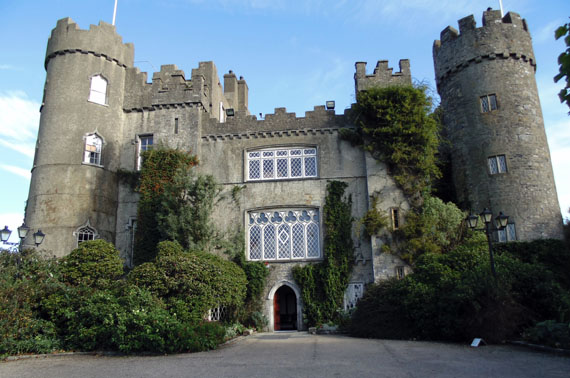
[534,20,563,44]
[0,91,40,142]
[0,64,17,70]
[0,165,31,180]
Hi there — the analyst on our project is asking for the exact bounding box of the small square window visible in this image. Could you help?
[488,155,507,175]
[496,223,517,242]
[480,94,498,113]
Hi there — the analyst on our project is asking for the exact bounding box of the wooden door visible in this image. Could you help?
[274,290,281,330]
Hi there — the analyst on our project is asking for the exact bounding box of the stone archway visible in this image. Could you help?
[267,280,303,331]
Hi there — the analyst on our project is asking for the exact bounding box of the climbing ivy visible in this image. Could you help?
[345,85,441,202]
[133,148,198,265]
[292,181,354,326]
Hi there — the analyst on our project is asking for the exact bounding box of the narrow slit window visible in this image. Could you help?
[391,208,400,230]
[174,118,179,134]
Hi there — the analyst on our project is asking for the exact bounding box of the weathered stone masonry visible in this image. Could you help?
[25,9,563,330]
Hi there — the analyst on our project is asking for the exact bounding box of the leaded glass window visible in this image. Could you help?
[488,155,507,174]
[247,209,320,261]
[246,147,317,181]
[480,94,498,113]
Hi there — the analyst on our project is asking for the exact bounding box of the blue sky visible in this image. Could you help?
[1,0,569,243]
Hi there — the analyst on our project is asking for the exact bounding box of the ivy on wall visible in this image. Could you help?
[343,85,441,203]
[292,181,354,326]
[133,148,198,265]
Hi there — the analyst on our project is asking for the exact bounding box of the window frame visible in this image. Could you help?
[136,134,154,170]
[488,154,508,175]
[73,221,98,246]
[245,146,318,182]
[246,208,322,262]
[480,94,498,113]
[496,223,517,243]
[390,208,400,230]
[83,133,104,166]
[88,74,108,106]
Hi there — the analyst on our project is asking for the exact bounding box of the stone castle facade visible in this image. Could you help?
[24,9,563,330]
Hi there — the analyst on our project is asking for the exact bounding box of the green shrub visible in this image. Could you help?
[0,250,63,356]
[60,240,124,289]
[523,320,570,349]
[129,241,247,323]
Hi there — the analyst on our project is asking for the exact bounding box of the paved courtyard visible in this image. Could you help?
[1,332,569,378]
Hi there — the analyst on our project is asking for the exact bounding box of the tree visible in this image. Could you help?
[156,166,220,252]
[554,20,570,113]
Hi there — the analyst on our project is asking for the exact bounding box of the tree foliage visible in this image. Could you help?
[350,240,570,343]
[134,148,198,265]
[349,85,441,200]
[156,166,220,252]
[555,20,570,112]
[293,181,354,326]
[397,196,480,263]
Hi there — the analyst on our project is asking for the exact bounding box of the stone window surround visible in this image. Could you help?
[88,74,108,106]
[246,207,322,262]
[245,145,318,182]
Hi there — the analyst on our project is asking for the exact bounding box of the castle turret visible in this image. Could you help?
[25,18,134,255]
[433,10,563,240]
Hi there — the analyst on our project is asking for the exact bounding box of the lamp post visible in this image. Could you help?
[466,208,509,280]
[1,223,45,275]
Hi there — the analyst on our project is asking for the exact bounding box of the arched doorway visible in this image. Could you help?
[273,285,297,331]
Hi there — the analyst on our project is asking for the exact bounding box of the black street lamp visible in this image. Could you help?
[1,223,45,276]
[466,208,509,280]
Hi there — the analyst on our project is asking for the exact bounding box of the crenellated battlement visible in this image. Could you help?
[354,59,411,95]
[202,105,349,138]
[45,18,134,69]
[433,10,534,86]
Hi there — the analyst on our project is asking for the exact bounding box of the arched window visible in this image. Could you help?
[84,133,103,165]
[74,222,98,245]
[88,75,107,105]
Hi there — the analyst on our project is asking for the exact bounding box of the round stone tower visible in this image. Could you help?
[25,18,134,255]
[433,9,563,240]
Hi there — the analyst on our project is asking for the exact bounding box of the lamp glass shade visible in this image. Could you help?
[33,229,45,246]
[17,223,30,239]
[496,212,509,229]
[1,226,12,242]
[480,208,493,224]
[466,214,479,229]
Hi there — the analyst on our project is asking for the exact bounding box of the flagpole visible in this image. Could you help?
[498,0,504,17]
[112,0,118,26]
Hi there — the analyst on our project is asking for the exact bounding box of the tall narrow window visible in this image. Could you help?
[84,133,103,165]
[391,208,400,230]
[137,134,154,170]
[88,75,107,105]
[480,94,498,113]
[488,155,507,174]
[174,118,179,134]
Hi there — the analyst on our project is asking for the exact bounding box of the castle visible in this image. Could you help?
[24,9,563,330]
